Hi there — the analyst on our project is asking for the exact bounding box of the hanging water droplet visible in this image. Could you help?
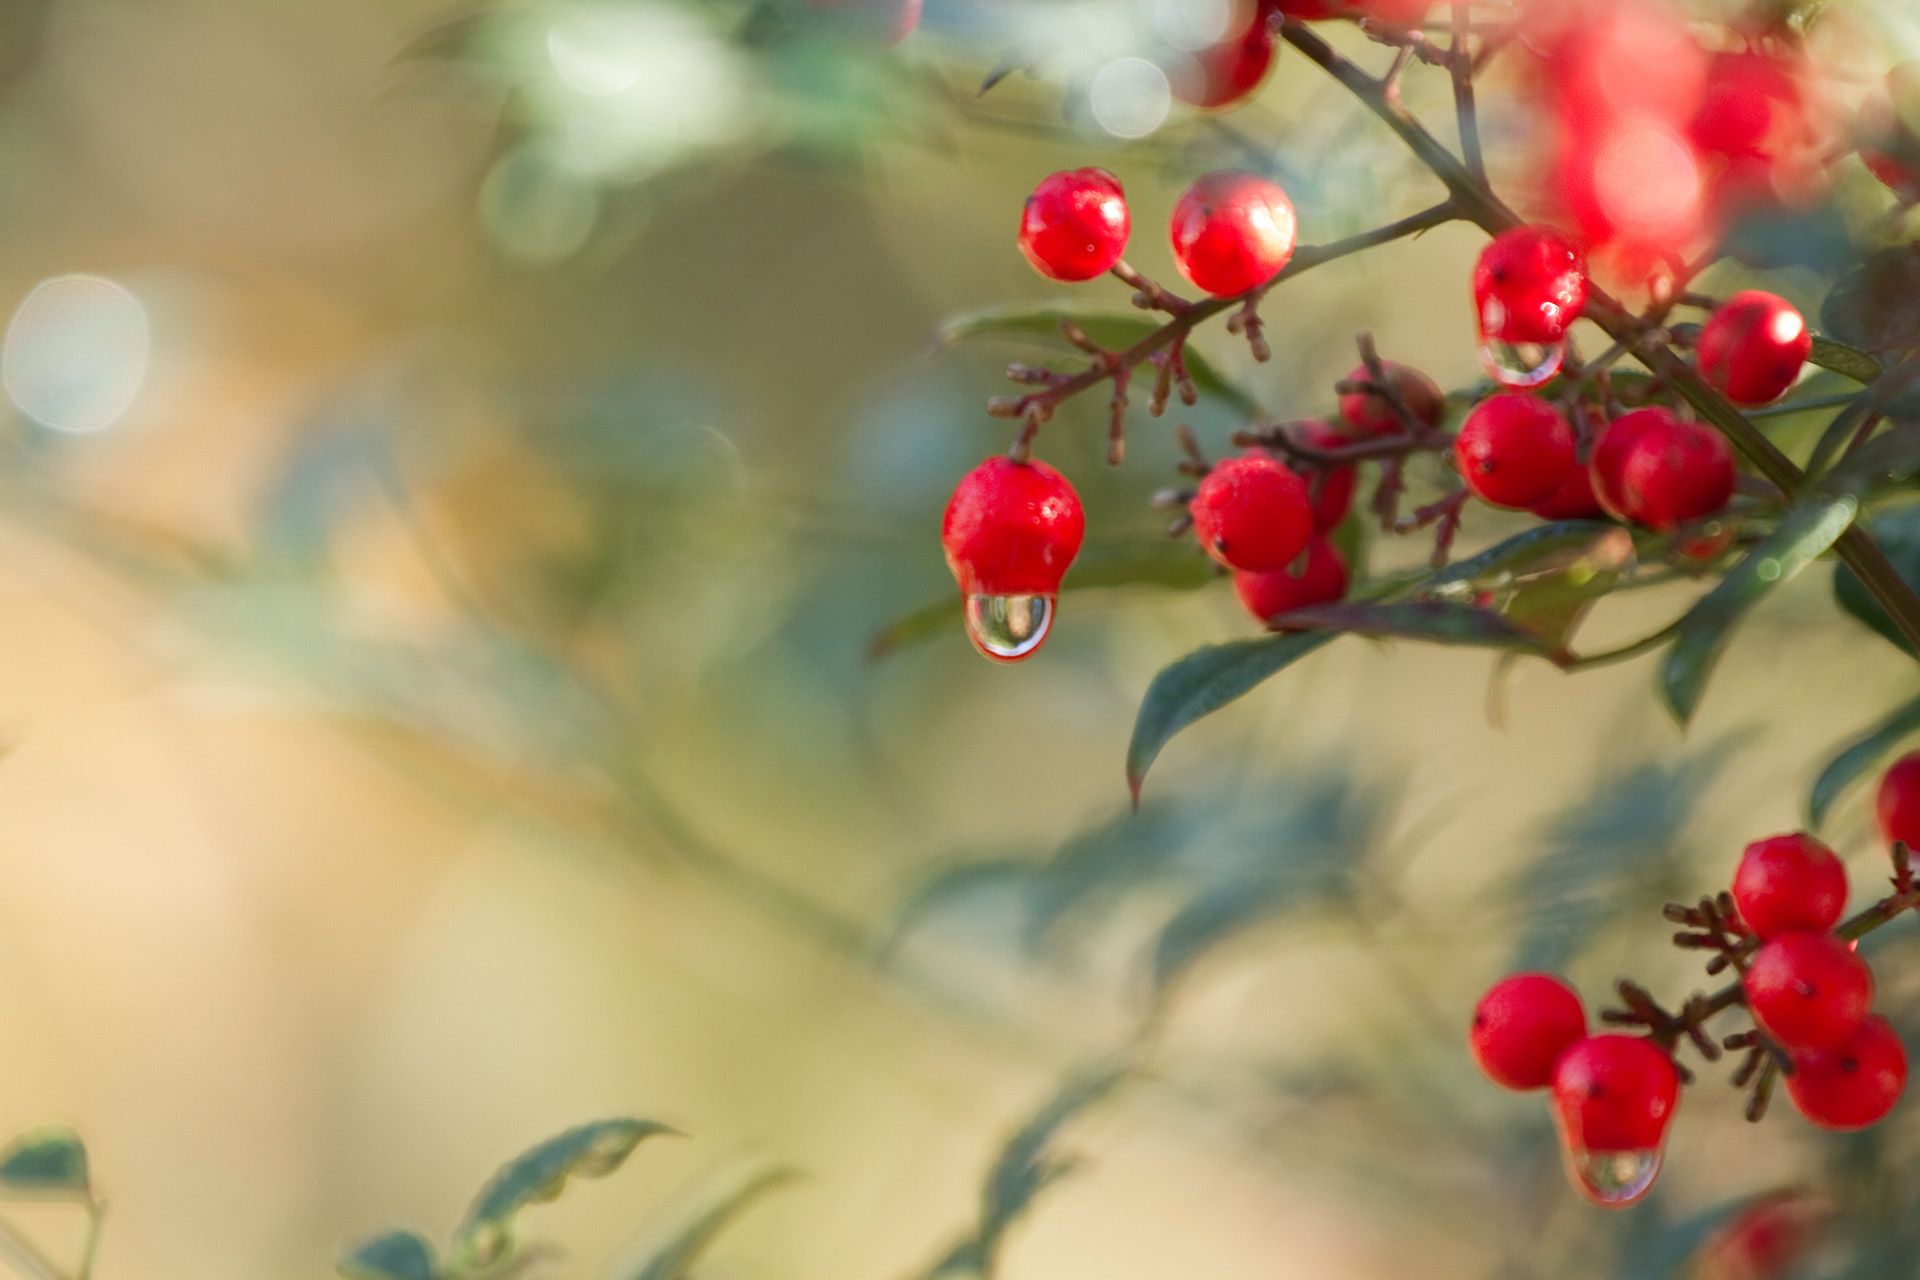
[964,594,1054,662]
[1568,1145,1662,1207]
[1479,336,1566,388]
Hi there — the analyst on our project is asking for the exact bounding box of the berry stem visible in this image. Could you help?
[1448,2,1487,186]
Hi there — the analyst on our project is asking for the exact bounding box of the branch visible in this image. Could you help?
[1449,2,1487,185]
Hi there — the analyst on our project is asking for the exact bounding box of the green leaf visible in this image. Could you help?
[1425,520,1620,593]
[610,1163,796,1280]
[1499,527,1636,649]
[1823,249,1920,354]
[0,1128,89,1197]
[1834,503,1920,653]
[338,1231,438,1280]
[929,304,1257,415]
[1661,495,1858,724]
[1272,600,1559,657]
[1809,692,1920,829]
[1125,632,1336,802]
[1808,336,1884,384]
[455,1119,677,1266]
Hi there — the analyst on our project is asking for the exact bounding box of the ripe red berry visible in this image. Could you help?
[1232,537,1349,627]
[1471,973,1588,1091]
[1550,1035,1679,1206]
[1697,291,1811,406]
[1454,393,1577,509]
[1473,225,1589,346]
[941,457,1085,662]
[1786,1014,1909,1132]
[1875,751,1920,852]
[1169,171,1298,297]
[1732,833,1849,940]
[1170,12,1275,109]
[1190,453,1313,573]
[1289,422,1356,531]
[1018,169,1131,283]
[1595,408,1734,530]
[1529,462,1606,520]
[1336,362,1444,437]
[1355,0,1432,25]
[1744,932,1874,1054]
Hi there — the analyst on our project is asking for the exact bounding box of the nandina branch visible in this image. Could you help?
[1449,2,1486,185]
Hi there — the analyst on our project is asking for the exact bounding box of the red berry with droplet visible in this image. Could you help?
[1529,462,1606,520]
[1190,453,1313,573]
[1471,973,1588,1091]
[942,458,1084,662]
[1170,171,1298,297]
[1598,407,1734,530]
[1455,393,1577,509]
[1786,1014,1909,1131]
[1171,11,1275,109]
[1233,537,1349,628]
[1698,291,1811,406]
[1550,1035,1679,1152]
[1875,751,1920,852]
[1473,225,1589,345]
[1732,832,1849,940]
[1336,362,1445,437]
[1018,169,1131,283]
[1744,932,1874,1054]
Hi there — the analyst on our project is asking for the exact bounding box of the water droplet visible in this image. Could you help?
[1568,1146,1662,1207]
[964,594,1054,662]
[1479,336,1566,388]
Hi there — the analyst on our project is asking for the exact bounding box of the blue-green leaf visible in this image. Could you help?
[1808,336,1883,385]
[0,1128,88,1196]
[1810,692,1920,830]
[1661,495,1857,724]
[456,1119,677,1266]
[1823,249,1920,353]
[610,1164,796,1280]
[1834,503,1920,654]
[1274,600,1558,656]
[338,1231,438,1280]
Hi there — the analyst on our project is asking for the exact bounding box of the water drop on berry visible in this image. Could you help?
[1567,1145,1663,1207]
[1479,335,1566,388]
[964,594,1054,661]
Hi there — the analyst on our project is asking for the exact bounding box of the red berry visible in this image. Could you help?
[1454,393,1577,509]
[1697,291,1810,406]
[1731,833,1849,940]
[1018,169,1131,283]
[1355,0,1431,25]
[1877,751,1920,852]
[1171,13,1275,110]
[1529,462,1606,520]
[1744,932,1874,1054]
[1550,1034,1679,1153]
[1190,454,1314,573]
[1336,362,1444,437]
[1470,973,1588,1091]
[1595,408,1734,530]
[1694,1191,1826,1280]
[1169,171,1298,297]
[1289,422,1356,531]
[1232,538,1349,627]
[1473,225,1589,345]
[942,458,1084,662]
[1786,1014,1908,1131]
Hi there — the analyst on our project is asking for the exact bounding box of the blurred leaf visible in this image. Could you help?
[1822,419,1920,492]
[610,1163,796,1280]
[0,1128,87,1197]
[1823,248,1920,354]
[1834,502,1920,653]
[1809,336,1884,384]
[1425,520,1620,593]
[457,1119,677,1267]
[338,1231,438,1280]
[1661,495,1857,724]
[1721,200,1854,274]
[929,304,1258,415]
[1810,692,1920,829]
[1273,600,1559,658]
[1125,633,1336,802]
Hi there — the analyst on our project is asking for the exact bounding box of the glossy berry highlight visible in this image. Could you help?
[1744,932,1874,1054]
[941,457,1085,662]
[1697,291,1810,406]
[1473,225,1589,346]
[1470,973,1588,1091]
[1550,1035,1679,1207]
[1785,1014,1909,1132]
[1190,453,1313,573]
[1169,171,1298,297]
[1018,169,1131,283]
[1731,833,1848,940]
[1454,393,1577,509]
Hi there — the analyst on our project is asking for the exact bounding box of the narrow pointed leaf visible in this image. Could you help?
[1500,527,1636,648]
[1810,693,1920,829]
[0,1128,88,1196]
[1125,633,1335,801]
[1661,496,1858,724]
[339,1231,438,1280]
[1271,600,1558,655]
[611,1164,796,1280]
[457,1119,677,1266]
[1424,520,1619,593]
[1808,336,1882,384]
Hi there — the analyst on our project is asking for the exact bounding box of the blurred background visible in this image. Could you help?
[0,2,1917,1279]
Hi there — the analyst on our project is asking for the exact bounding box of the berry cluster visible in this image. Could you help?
[1471,754,1920,1208]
